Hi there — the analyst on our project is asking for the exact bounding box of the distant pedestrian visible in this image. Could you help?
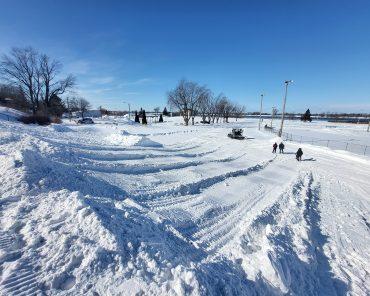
[279,142,285,153]
[272,142,278,153]
[296,148,303,161]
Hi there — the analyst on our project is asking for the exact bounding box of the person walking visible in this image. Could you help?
[272,142,278,153]
[296,148,303,161]
[279,142,285,153]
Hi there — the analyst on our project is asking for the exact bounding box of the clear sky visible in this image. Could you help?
[1,0,370,112]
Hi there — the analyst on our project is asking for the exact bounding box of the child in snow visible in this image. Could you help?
[272,142,278,153]
[296,148,303,161]
[279,142,285,153]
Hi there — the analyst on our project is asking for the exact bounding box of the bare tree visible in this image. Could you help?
[0,47,76,115]
[154,106,160,122]
[64,97,79,121]
[198,89,212,123]
[0,47,42,114]
[207,94,220,123]
[214,94,228,123]
[189,85,207,125]
[234,104,246,121]
[167,79,206,126]
[39,54,75,112]
[220,97,234,123]
[168,79,191,125]
[77,97,91,119]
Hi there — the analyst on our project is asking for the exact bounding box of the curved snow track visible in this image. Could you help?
[0,118,369,295]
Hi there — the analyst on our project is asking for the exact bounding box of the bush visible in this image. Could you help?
[20,115,51,125]
[50,117,62,124]
[142,110,147,124]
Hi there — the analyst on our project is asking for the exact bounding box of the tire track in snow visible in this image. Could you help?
[144,157,280,253]
[0,231,43,296]
[148,156,297,255]
[1,261,42,296]
[76,148,219,162]
[77,153,247,176]
[190,183,277,253]
[71,142,204,153]
[238,172,349,295]
[142,156,275,204]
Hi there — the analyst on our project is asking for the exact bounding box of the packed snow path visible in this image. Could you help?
[0,117,369,295]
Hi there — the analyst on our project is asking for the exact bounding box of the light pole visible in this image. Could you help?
[258,94,264,130]
[123,101,131,121]
[278,80,293,137]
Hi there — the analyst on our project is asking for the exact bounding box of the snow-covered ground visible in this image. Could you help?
[265,118,370,156]
[0,115,369,295]
[0,106,26,122]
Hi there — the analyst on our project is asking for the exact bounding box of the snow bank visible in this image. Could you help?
[105,132,142,146]
[49,124,75,133]
[135,136,163,148]
[0,106,27,121]
[105,130,163,148]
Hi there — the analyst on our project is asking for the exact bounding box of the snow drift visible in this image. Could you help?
[0,116,369,295]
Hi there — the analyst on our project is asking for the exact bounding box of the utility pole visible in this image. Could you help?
[258,94,264,130]
[367,117,370,132]
[278,80,293,137]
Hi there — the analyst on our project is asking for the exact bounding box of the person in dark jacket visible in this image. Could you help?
[296,148,303,161]
[272,142,278,153]
[279,142,285,153]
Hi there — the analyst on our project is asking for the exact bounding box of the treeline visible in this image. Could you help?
[0,83,92,121]
[167,79,245,126]
[0,47,75,116]
[0,84,30,111]
[314,113,370,118]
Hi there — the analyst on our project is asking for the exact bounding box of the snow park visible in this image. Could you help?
[1,1,370,296]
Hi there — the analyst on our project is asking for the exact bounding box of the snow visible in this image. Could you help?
[0,114,369,295]
[265,119,370,155]
[0,106,27,121]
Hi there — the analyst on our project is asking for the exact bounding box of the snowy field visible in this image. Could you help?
[265,118,370,156]
[0,115,369,295]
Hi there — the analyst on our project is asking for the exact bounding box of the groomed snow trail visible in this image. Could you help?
[0,117,369,295]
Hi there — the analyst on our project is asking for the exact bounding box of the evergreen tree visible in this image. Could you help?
[134,110,140,123]
[159,114,163,122]
[163,107,169,116]
[142,110,147,124]
[301,109,312,122]
[48,94,66,117]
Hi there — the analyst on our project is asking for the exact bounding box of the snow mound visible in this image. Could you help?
[0,106,27,121]
[135,136,163,148]
[105,131,163,148]
[50,124,75,133]
[105,133,142,146]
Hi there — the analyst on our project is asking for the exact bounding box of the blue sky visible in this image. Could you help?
[1,0,370,112]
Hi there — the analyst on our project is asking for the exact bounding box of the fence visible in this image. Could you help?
[264,125,369,156]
